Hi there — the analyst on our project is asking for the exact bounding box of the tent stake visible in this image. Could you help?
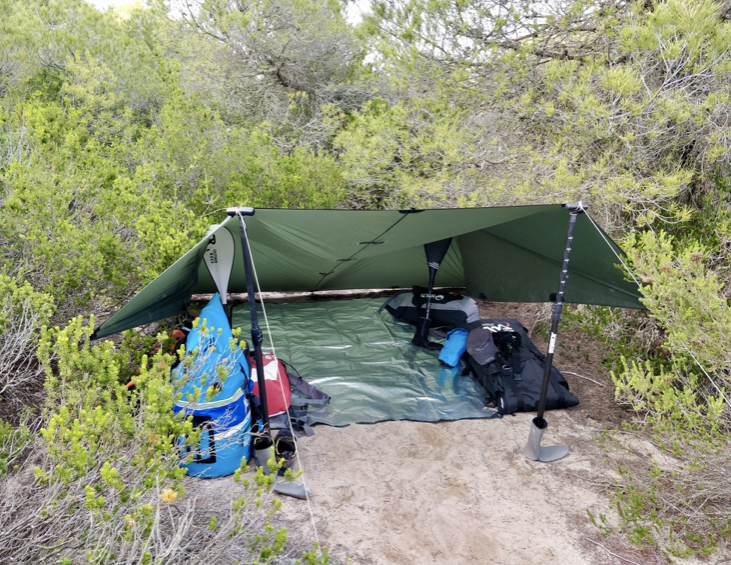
[523,202,587,462]
[228,207,272,444]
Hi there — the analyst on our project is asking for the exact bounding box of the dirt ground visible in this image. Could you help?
[189,301,729,565]
[278,415,617,565]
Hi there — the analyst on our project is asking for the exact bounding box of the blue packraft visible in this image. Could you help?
[172,294,252,478]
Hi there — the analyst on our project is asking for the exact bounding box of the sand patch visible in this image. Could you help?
[276,413,611,564]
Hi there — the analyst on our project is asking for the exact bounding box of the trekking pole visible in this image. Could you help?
[523,202,587,462]
[227,208,272,445]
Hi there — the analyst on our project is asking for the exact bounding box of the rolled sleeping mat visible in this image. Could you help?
[438,328,469,368]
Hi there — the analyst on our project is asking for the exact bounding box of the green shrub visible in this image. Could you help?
[580,229,731,558]
[0,318,315,564]
[0,415,33,475]
[0,274,54,398]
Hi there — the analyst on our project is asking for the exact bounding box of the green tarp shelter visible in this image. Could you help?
[93,205,642,339]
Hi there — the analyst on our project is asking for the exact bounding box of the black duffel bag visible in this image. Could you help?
[463,318,579,415]
[379,286,480,330]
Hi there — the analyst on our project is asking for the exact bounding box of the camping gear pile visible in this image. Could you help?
[461,319,578,414]
[93,204,643,491]
[379,289,579,416]
[379,288,480,329]
[169,292,329,497]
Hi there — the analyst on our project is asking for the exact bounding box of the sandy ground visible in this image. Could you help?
[190,410,721,565]
[277,413,609,565]
[185,301,730,564]
[272,413,728,565]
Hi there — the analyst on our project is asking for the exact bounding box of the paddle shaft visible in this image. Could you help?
[534,203,586,427]
[422,238,452,322]
[233,211,271,436]
[424,267,437,320]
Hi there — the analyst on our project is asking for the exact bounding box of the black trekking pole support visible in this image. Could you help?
[227,207,271,443]
[413,267,441,350]
[424,267,437,319]
[413,238,452,350]
[523,201,587,462]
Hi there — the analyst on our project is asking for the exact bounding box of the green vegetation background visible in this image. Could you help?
[1,0,731,562]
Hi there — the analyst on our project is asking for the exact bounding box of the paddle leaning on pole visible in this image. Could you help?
[226,208,273,458]
[226,207,312,500]
[203,228,236,325]
[412,238,453,350]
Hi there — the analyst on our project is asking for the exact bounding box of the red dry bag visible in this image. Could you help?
[251,353,291,416]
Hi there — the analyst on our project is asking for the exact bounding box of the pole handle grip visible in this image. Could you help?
[227,207,255,217]
[562,202,588,212]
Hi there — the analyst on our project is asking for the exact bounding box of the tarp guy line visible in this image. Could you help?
[584,212,642,289]
[242,215,321,551]
[682,343,731,412]
[584,212,731,413]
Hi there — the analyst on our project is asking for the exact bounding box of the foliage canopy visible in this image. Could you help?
[1,0,731,560]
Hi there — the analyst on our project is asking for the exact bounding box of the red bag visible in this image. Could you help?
[251,353,291,416]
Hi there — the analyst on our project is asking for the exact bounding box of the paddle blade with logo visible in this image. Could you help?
[204,227,235,305]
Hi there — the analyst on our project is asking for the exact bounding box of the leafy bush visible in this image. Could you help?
[576,229,731,558]
[0,275,54,399]
[0,318,322,564]
[0,415,33,475]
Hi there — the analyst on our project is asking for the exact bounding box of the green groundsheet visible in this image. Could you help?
[233,298,496,426]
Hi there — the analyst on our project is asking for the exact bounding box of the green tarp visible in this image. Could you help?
[234,299,496,425]
[94,205,642,339]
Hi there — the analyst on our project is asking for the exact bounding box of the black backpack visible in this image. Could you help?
[462,318,579,415]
